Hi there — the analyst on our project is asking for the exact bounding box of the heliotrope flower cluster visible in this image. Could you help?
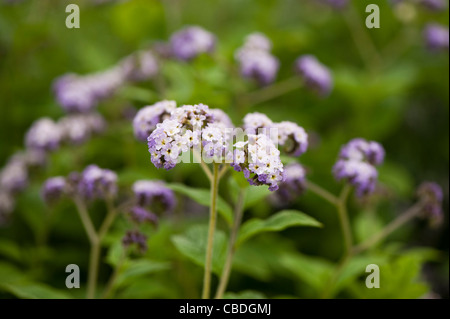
[230,134,285,191]
[0,158,28,194]
[25,117,62,151]
[122,230,148,254]
[54,49,159,113]
[170,26,216,61]
[148,103,231,170]
[132,180,176,213]
[417,182,444,223]
[58,113,106,145]
[333,138,385,196]
[235,32,280,85]
[424,23,449,51]
[275,163,307,202]
[41,177,67,204]
[295,55,333,96]
[133,100,177,142]
[243,112,308,157]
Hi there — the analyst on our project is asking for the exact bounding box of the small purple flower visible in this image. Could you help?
[42,177,67,204]
[78,165,118,200]
[133,100,177,142]
[0,160,28,194]
[25,118,62,151]
[120,50,159,82]
[276,163,307,202]
[425,23,449,51]
[127,206,158,226]
[417,182,444,221]
[236,33,279,85]
[10,149,47,169]
[132,180,176,213]
[58,113,105,145]
[333,138,384,196]
[122,230,148,254]
[295,55,333,96]
[170,26,216,61]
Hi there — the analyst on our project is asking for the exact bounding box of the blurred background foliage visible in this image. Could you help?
[0,0,448,299]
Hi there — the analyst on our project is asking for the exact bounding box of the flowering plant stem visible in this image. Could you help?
[74,197,119,299]
[202,163,220,299]
[215,188,247,299]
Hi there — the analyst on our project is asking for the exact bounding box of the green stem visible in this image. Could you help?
[306,180,339,206]
[353,202,425,255]
[202,163,220,299]
[194,150,213,181]
[101,250,127,299]
[98,197,118,240]
[239,76,302,108]
[337,185,353,255]
[215,188,247,299]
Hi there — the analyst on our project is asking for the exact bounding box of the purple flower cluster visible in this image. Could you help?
[25,118,62,151]
[133,100,177,142]
[122,230,148,254]
[41,177,67,204]
[127,206,158,226]
[170,26,216,61]
[417,182,444,221]
[424,23,449,51]
[276,163,307,202]
[333,138,385,196]
[77,165,118,200]
[54,49,159,113]
[230,134,285,191]
[235,33,280,85]
[132,180,176,213]
[243,112,308,157]
[58,113,106,145]
[295,55,333,96]
[148,104,229,170]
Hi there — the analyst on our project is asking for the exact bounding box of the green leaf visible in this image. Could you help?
[171,225,228,275]
[167,183,233,226]
[279,252,333,293]
[114,259,171,288]
[223,290,267,299]
[236,210,322,247]
[229,172,272,209]
[0,282,72,299]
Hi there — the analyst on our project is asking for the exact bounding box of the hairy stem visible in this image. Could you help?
[353,202,425,255]
[306,180,339,206]
[202,163,220,299]
[215,188,247,299]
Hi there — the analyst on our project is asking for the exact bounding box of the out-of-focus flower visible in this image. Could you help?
[170,26,216,61]
[10,149,47,169]
[276,163,307,202]
[122,230,148,253]
[120,50,159,82]
[42,177,67,204]
[25,118,62,151]
[132,180,176,213]
[58,113,106,145]
[236,32,279,85]
[78,165,118,200]
[295,55,333,96]
[425,23,449,51]
[209,108,234,128]
[133,100,177,142]
[230,134,285,191]
[0,191,14,226]
[417,182,444,223]
[0,160,28,193]
[333,138,385,196]
[127,206,158,226]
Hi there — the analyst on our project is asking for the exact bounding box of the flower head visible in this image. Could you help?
[0,159,28,194]
[25,118,62,151]
[78,165,118,200]
[295,55,333,96]
[425,23,449,51]
[120,50,159,82]
[133,101,177,141]
[417,182,444,222]
[127,206,158,226]
[122,230,148,254]
[132,180,176,213]
[58,113,106,145]
[333,138,385,196]
[170,26,216,61]
[42,177,67,204]
[236,33,279,85]
[276,163,307,202]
